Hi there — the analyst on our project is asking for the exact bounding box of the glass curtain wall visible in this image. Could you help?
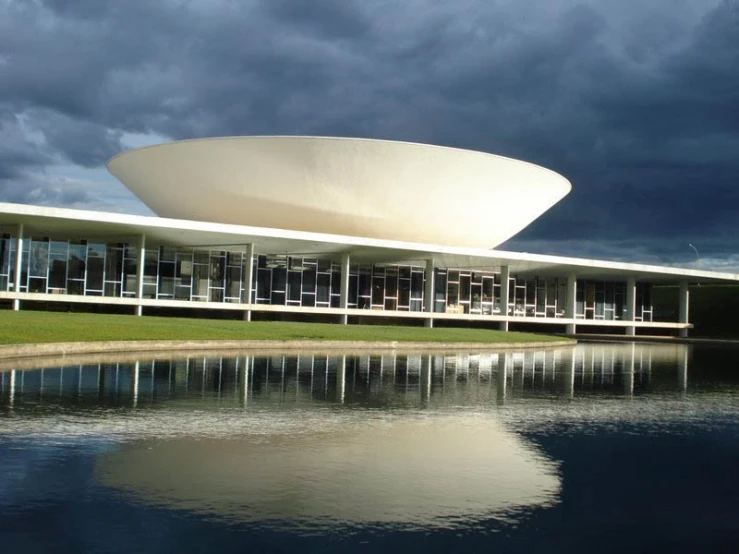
[0,234,654,322]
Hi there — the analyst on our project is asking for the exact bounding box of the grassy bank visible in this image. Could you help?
[0,311,564,345]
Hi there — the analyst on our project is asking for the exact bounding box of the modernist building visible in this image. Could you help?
[1,136,737,335]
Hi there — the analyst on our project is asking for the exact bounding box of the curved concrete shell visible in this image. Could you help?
[108,136,571,248]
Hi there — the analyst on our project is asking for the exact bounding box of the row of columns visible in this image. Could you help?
[6,227,692,337]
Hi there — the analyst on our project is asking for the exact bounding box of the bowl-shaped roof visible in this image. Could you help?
[107,136,571,248]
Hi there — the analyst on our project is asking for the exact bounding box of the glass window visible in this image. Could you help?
[411,272,424,300]
[288,272,301,301]
[86,244,106,292]
[29,241,49,278]
[317,273,330,303]
[460,274,471,303]
[303,266,316,292]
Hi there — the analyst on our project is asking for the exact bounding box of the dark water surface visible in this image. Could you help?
[1,343,738,553]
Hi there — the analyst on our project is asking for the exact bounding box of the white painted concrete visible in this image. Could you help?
[565,273,577,335]
[339,252,350,325]
[424,258,434,328]
[625,276,636,336]
[679,281,690,338]
[2,202,738,284]
[107,136,572,248]
[12,223,23,311]
[499,265,510,332]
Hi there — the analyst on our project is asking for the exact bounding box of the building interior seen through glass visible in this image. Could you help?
[0,235,653,321]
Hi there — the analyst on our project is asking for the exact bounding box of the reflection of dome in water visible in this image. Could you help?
[96,414,560,526]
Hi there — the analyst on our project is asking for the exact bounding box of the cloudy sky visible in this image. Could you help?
[1,0,738,269]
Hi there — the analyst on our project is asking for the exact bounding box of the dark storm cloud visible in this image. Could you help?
[0,0,738,267]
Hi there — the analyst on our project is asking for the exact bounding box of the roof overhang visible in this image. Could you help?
[2,202,738,284]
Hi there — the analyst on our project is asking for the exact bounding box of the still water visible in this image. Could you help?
[1,342,738,553]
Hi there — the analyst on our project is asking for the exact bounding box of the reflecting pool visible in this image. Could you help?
[1,342,738,552]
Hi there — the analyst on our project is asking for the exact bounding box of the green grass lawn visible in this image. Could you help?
[0,311,564,345]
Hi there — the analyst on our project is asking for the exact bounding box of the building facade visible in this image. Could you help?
[1,137,737,335]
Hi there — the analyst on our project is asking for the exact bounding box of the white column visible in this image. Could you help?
[12,223,24,311]
[565,272,577,335]
[499,265,510,331]
[243,243,255,321]
[678,280,690,338]
[424,258,434,328]
[339,252,350,325]
[624,276,636,336]
[135,234,146,316]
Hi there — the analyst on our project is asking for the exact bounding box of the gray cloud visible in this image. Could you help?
[0,0,738,266]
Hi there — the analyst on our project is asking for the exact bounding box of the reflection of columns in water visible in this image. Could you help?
[563,348,575,400]
[336,355,346,403]
[678,345,689,393]
[77,366,83,397]
[202,358,207,399]
[496,352,507,405]
[97,366,104,398]
[131,361,140,408]
[623,343,635,397]
[8,369,16,407]
[420,355,432,406]
[239,356,250,407]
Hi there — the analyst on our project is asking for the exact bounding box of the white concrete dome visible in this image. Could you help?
[107,136,571,248]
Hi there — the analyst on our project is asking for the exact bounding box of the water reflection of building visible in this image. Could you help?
[0,344,690,410]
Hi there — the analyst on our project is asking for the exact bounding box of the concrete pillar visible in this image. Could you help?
[564,272,577,335]
[678,281,689,338]
[339,252,350,325]
[424,258,434,328]
[243,243,255,321]
[12,223,24,311]
[624,276,636,336]
[135,234,146,316]
[499,265,510,331]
